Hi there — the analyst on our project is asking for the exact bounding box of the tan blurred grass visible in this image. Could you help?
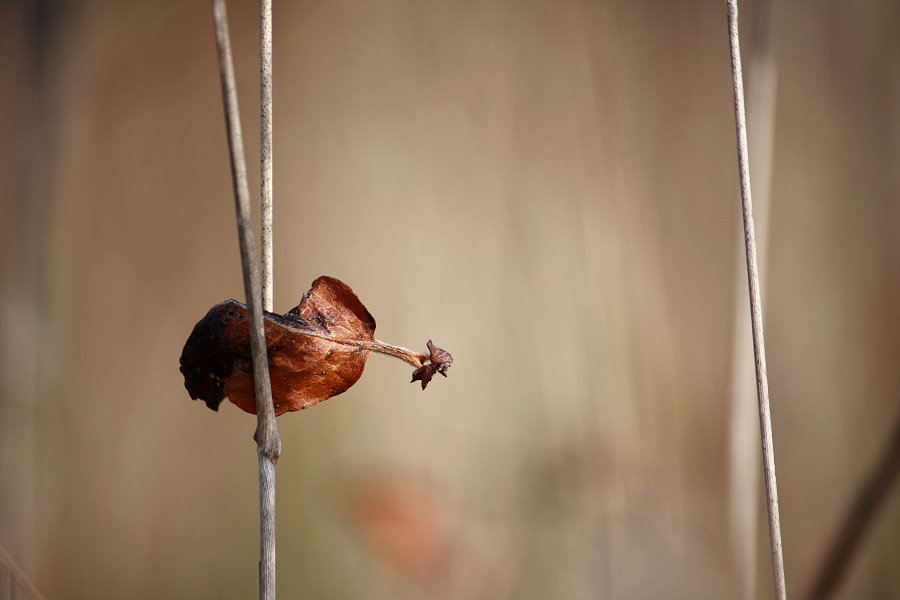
[1,1,898,598]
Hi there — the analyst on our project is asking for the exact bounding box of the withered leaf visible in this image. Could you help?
[410,341,453,390]
[180,276,376,416]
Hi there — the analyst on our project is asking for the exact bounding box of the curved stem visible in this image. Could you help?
[292,329,428,368]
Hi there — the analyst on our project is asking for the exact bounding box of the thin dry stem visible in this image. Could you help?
[366,338,429,367]
[724,1,787,599]
[726,1,777,598]
[212,2,280,599]
[291,328,429,368]
[260,0,274,313]
[258,4,276,596]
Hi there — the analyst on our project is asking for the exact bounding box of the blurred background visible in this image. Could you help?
[1,0,898,598]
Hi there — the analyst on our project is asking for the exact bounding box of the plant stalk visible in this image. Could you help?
[724,1,787,599]
[212,4,281,600]
[260,0,274,313]
[259,4,276,595]
[726,1,777,598]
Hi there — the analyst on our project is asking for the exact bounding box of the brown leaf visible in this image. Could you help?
[179,276,376,415]
[410,340,453,390]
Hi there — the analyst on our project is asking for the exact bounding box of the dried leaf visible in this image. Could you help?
[180,276,375,415]
[410,340,453,389]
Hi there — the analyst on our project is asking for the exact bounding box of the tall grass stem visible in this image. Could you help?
[724,1,787,598]
[725,1,777,598]
[212,2,281,599]
[260,0,274,312]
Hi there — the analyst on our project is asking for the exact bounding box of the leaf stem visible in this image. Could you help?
[353,338,429,367]
[292,329,428,368]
